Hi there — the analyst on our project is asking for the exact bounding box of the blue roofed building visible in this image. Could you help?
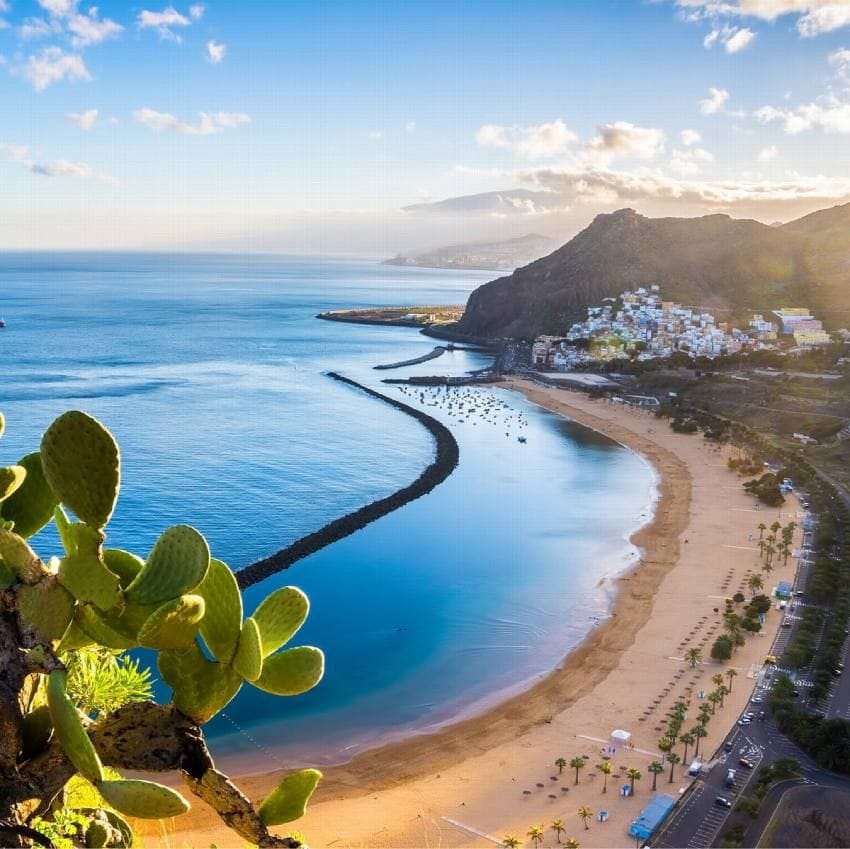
[628,793,676,841]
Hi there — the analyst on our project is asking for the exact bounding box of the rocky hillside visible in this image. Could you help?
[456,205,850,339]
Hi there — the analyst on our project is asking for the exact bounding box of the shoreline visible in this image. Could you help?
[188,380,690,796]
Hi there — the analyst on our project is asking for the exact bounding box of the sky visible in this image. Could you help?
[2,0,850,253]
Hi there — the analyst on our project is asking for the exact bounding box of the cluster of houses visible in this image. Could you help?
[530,286,832,369]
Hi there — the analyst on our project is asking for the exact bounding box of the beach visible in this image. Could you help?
[163,377,800,848]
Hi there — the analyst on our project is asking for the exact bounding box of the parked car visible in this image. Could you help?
[751,696,764,704]
[739,758,755,769]
[758,711,766,721]
[724,741,734,751]
[715,796,733,808]
[737,718,752,726]
[725,769,736,787]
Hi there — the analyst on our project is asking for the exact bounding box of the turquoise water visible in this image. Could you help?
[0,253,655,771]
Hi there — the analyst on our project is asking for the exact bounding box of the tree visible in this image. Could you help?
[528,825,545,848]
[551,819,566,844]
[708,691,721,714]
[692,724,708,759]
[597,760,613,793]
[555,757,567,775]
[747,574,763,595]
[718,685,730,708]
[667,752,681,783]
[570,756,586,786]
[712,674,724,690]
[711,635,733,662]
[578,806,593,831]
[685,648,702,668]
[625,767,641,794]
[757,522,766,540]
[503,837,520,849]
[726,668,738,693]
[657,737,673,758]
[648,761,664,791]
[679,731,695,765]
[0,410,324,847]
[565,839,580,849]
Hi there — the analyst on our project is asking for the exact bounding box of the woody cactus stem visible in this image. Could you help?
[0,410,324,848]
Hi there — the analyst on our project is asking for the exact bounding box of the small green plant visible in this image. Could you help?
[0,409,324,847]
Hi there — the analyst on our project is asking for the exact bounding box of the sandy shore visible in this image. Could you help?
[161,379,801,849]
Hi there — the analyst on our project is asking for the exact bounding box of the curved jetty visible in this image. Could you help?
[373,345,447,370]
[237,372,460,589]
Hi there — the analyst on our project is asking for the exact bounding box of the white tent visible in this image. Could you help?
[608,729,631,753]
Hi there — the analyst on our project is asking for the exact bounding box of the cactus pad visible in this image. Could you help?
[0,558,15,588]
[158,642,243,723]
[58,525,123,612]
[233,617,263,682]
[138,594,205,650]
[76,605,138,650]
[0,452,59,539]
[47,670,104,784]
[18,578,75,643]
[254,646,324,696]
[125,525,210,606]
[97,779,190,819]
[252,586,309,657]
[196,558,242,663]
[40,411,120,529]
[0,465,26,502]
[102,549,144,588]
[0,527,46,584]
[258,768,323,827]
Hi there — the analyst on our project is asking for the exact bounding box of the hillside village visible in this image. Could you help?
[531,286,833,370]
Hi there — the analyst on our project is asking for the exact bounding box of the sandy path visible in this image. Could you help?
[160,380,800,849]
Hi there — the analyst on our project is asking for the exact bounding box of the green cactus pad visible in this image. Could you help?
[196,558,242,663]
[58,534,123,613]
[158,642,243,724]
[0,452,59,539]
[138,594,205,650]
[102,549,144,588]
[0,411,4,439]
[18,578,75,643]
[252,586,309,657]
[40,411,120,530]
[76,605,138,651]
[54,506,75,555]
[125,525,210,606]
[0,527,46,584]
[233,617,263,682]
[21,704,53,760]
[253,646,324,696]
[57,621,96,652]
[0,465,26,502]
[97,779,190,820]
[0,558,15,588]
[84,819,109,849]
[258,768,323,827]
[47,670,104,784]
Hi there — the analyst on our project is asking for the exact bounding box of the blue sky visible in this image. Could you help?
[2,0,850,251]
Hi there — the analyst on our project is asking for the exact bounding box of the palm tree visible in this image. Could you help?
[555,757,567,775]
[718,685,729,708]
[692,724,708,760]
[578,806,593,831]
[757,522,766,540]
[679,731,695,765]
[597,760,613,793]
[726,668,738,693]
[667,752,681,783]
[762,560,774,576]
[771,521,782,536]
[626,767,642,794]
[712,674,724,690]
[685,647,702,668]
[565,839,580,849]
[648,761,664,791]
[570,756,585,786]
[528,825,545,848]
[503,837,520,849]
[657,736,673,758]
[551,819,566,844]
[747,574,763,595]
[708,691,721,714]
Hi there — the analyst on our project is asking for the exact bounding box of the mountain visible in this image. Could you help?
[401,189,550,216]
[457,205,850,339]
[383,233,556,271]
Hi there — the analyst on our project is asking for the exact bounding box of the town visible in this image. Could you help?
[531,286,832,371]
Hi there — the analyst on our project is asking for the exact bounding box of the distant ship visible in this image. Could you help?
[0,318,5,328]
[518,436,527,443]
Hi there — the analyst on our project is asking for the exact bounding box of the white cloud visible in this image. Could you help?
[829,46,850,76]
[669,146,715,175]
[680,128,702,145]
[189,3,205,19]
[38,0,75,16]
[675,1,850,38]
[206,40,226,63]
[18,2,122,48]
[1,141,115,184]
[405,120,416,132]
[758,144,779,160]
[137,6,192,41]
[703,24,757,51]
[133,107,251,135]
[368,130,382,140]
[475,119,578,159]
[701,86,730,114]
[755,96,850,133]
[586,122,666,161]
[67,108,98,130]
[67,9,123,47]
[20,46,90,91]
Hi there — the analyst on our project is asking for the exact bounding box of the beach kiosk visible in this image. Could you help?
[628,793,676,843]
[775,581,793,601]
[609,728,632,755]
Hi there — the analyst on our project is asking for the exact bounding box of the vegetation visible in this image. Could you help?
[570,756,585,786]
[0,410,325,847]
[577,806,593,831]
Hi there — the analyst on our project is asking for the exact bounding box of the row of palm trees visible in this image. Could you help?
[756,520,796,574]
[503,810,592,848]
[553,756,641,793]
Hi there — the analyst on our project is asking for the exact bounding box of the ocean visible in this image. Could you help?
[0,252,655,770]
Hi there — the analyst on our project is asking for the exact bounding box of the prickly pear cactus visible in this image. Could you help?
[0,409,326,847]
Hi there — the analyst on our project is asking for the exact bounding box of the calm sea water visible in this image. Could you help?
[0,253,655,770]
